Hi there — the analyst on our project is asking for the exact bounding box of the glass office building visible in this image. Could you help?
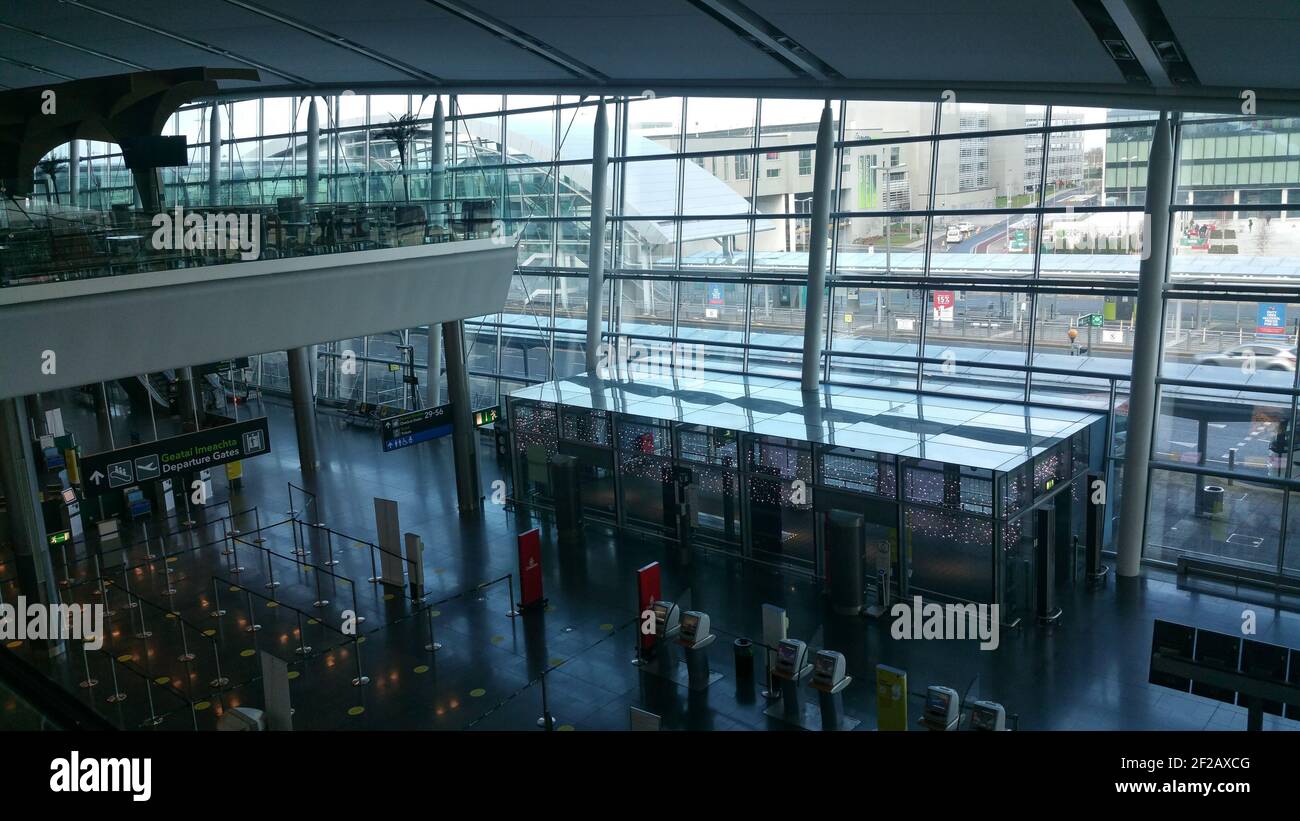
[29,95,1300,580]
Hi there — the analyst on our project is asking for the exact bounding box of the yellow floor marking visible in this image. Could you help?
[414,665,429,674]
[347,706,365,716]
[470,688,486,697]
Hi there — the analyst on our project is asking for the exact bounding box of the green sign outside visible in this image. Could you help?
[1089,314,1103,327]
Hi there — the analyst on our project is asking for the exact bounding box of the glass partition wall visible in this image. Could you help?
[29,97,1300,577]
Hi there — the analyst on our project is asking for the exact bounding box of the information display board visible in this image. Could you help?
[381,404,453,452]
[80,417,270,499]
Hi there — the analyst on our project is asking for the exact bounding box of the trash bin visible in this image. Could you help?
[1202,485,1225,516]
[733,638,754,683]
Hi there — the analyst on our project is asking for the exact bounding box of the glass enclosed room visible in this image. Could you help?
[508,372,1106,624]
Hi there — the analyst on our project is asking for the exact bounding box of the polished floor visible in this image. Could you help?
[4,388,1300,731]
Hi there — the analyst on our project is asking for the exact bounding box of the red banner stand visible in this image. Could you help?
[516,528,546,611]
[635,561,661,659]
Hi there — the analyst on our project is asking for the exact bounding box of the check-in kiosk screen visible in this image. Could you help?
[778,644,797,667]
[927,691,950,715]
[814,654,835,676]
[971,708,995,730]
[681,613,699,639]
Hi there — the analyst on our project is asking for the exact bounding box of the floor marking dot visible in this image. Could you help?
[413,665,429,674]
[154,676,170,685]
[266,601,279,608]
[549,657,565,667]
[287,671,300,680]
[240,649,256,657]
[357,636,366,644]
[229,586,239,592]
[599,623,613,631]
[307,618,319,625]
[347,706,365,716]
[430,610,441,617]
[557,724,575,731]
[165,612,177,619]
[202,629,216,637]
[470,688,486,697]
[166,557,178,564]
[490,635,504,644]
[117,654,132,663]
[195,701,211,711]
[383,593,395,601]
[4,641,19,649]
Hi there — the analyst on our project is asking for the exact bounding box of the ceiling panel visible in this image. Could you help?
[0,27,146,77]
[1161,0,1300,90]
[262,0,574,81]
[745,0,1123,84]
[469,0,797,80]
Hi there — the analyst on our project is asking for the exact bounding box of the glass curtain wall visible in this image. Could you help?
[31,96,1300,573]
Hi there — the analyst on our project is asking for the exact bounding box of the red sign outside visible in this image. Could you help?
[636,562,661,653]
[517,528,544,609]
[932,291,955,310]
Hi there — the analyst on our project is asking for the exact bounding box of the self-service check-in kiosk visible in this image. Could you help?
[809,650,859,731]
[919,685,960,731]
[769,638,812,723]
[970,700,1007,731]
[648,600,680,679]
[678,610,717,691]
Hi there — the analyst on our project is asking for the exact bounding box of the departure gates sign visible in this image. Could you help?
[80,417,271,499]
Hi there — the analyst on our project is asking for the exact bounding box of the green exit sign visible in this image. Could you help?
[48,530,72,546]
[473,406,500,427]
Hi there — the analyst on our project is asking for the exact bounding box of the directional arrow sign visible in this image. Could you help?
[89,470,105,486]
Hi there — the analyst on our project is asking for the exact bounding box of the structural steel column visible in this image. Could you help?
[584,99,610,375]
[428,97,445,407]
[68,139,80,206]
[1117,111,1175,578]
[208,103,222,206]
[305,97,320,204]
[287,347,320,472]
[443,320,481,514]
[0,398,64,657]
[801,101,834,391]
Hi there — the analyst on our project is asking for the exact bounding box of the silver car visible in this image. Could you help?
[1194,343,1297,372]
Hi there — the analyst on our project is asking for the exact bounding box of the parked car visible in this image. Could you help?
[1194,343,1297,372]
[957,221,976,235]
[944,225,963,244]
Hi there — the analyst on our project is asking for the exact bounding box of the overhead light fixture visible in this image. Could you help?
[1150,40,1184,63]
[1102,39,1135,61]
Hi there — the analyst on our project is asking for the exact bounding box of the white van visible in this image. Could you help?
[944,226,963,244]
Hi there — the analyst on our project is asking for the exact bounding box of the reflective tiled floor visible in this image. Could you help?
[4,391,1300,731]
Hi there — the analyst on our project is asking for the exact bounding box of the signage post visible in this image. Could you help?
[635,562,661,662]
[516,528,545,611]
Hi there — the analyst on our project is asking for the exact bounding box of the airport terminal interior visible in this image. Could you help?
[3,0,1300,734]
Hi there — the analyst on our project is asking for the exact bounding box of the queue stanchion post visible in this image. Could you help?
[221,519,234,557]
[121,564,138,608]
[351,584,364,625]
[209,637,229,688]
[210,578,226,618]
[325,528,338,567]
[366,542,379,584]
[295,611,311,656]
[78,640,98,689]
[425,603,442,652]
[286,482,298,518]
[253,507,266,545]
[135,590,153,639]
[93,554,116,617]
[141,676,164,727]
[177,614,196,663]
[245,591,261,634]
[351,636,369,686]
[507,573,520,618]
[313,563,329,608]
[537,670,556,730]
[106,653,126,703]
[142,520,157,561]
[265,544,279,590]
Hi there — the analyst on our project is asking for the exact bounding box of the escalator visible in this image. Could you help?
[118,372,173,413]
